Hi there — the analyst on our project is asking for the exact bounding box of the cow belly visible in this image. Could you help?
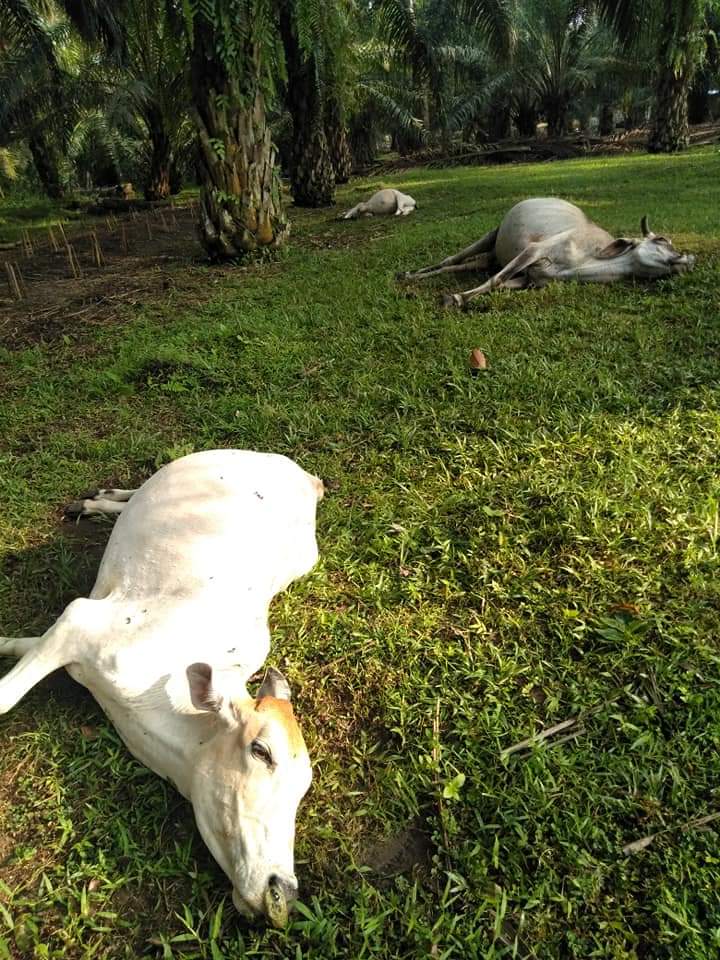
[494,198,588,266]
[90,450,320,601]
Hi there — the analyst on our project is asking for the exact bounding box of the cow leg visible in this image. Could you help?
[0,598,106,713]
[0,648,62,713]
[90,488,136,502]
[0,635,42,658]
[65,487,137,519]
[400,227,499,280]
[342,203,367,220]
[403,252,495,280]
[0,628,70,713]
[444,245,543,307]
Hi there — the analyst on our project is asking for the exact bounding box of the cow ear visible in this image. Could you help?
[597,238,637,259]
[187,662,226,713]
[257,667,292,702]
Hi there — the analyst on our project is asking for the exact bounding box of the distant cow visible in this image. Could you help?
[342,188,417,219]
[400,197,695,307]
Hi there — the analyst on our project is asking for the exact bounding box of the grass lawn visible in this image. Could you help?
[1,147,719,959]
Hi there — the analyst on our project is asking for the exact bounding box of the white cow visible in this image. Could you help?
[0,450,324,927]
[342,187,417,219]
[400,197,696,307]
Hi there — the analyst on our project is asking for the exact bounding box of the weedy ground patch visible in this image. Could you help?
[1,148,719,959]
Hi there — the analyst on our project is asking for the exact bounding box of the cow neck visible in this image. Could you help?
[100,673,251,801]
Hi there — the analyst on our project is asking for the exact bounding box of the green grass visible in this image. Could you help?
[0,194,80,244]
[1,147,720,959]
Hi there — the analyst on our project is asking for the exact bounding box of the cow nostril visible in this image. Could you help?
[268,873,299,903]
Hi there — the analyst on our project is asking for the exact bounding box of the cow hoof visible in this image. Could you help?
[64,500,87,519]
[441,293,464,309]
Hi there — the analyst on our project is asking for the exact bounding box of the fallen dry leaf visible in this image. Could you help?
[469,348,488,373]
[623,834,657,855]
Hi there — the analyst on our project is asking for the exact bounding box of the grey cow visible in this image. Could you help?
[401,197,695,307]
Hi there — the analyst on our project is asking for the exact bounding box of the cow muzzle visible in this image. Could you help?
[674,254,696,273]
[233,873,298,927]
[263,873,298,928]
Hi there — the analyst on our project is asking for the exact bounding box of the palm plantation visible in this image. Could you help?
[1,2,719,959]
[2,0,718,255]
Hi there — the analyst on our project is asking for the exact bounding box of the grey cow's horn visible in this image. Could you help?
[640,214,651,237]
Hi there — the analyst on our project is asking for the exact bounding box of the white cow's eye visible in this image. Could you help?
[251,740,273,766]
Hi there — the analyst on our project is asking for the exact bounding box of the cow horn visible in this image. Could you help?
[641,215,651,237]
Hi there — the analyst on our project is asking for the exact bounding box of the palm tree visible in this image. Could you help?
[0,3,72,198]
[647,0,715,151]
[598,0,719,153]
[688,9,720,123]
[511,0,619,137]
[364,0,506,150]
[324,94,353,183]
[277,1,336,207]
[184,1,288,260]
[104,0,189,200]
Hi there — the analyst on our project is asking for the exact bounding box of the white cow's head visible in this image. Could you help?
[597,216,696,278]
[186,664,312,926]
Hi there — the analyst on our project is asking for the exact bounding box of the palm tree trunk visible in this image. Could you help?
[545,96,569,138]
[688,70,710,124]
[278,4,335,207]
[145,110,172,201]
[28,132,64,200]
[514,101,538,138]
[189,19,287,260]
[489,102,512,140]
[647,0,703,153]
[648,68,690,152]
[325,98,352,184]
[349,110,377,170]
[599,102,614,136]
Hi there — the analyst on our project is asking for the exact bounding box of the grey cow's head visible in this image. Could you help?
[598,215,696,278]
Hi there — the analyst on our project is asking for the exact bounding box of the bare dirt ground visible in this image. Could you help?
[0,200,214,349]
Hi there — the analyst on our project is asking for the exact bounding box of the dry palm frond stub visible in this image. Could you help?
[501,716,583,759]
[622,811,720,856]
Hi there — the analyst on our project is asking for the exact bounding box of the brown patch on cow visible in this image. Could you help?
[255,697,307,757]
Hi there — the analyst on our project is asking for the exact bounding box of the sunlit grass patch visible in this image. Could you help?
[1,146,719,958]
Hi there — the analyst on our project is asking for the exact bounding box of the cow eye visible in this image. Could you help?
[251,740,273,766]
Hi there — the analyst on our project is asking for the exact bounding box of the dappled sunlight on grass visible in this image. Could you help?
[1,146,720,958]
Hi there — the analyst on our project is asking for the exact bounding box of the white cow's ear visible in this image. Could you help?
[257,666,292,702]
[187,662,229,714]
[596,238,637,259]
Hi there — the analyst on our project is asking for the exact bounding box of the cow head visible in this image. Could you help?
[186,663,312,927]
[597,216,695,278]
